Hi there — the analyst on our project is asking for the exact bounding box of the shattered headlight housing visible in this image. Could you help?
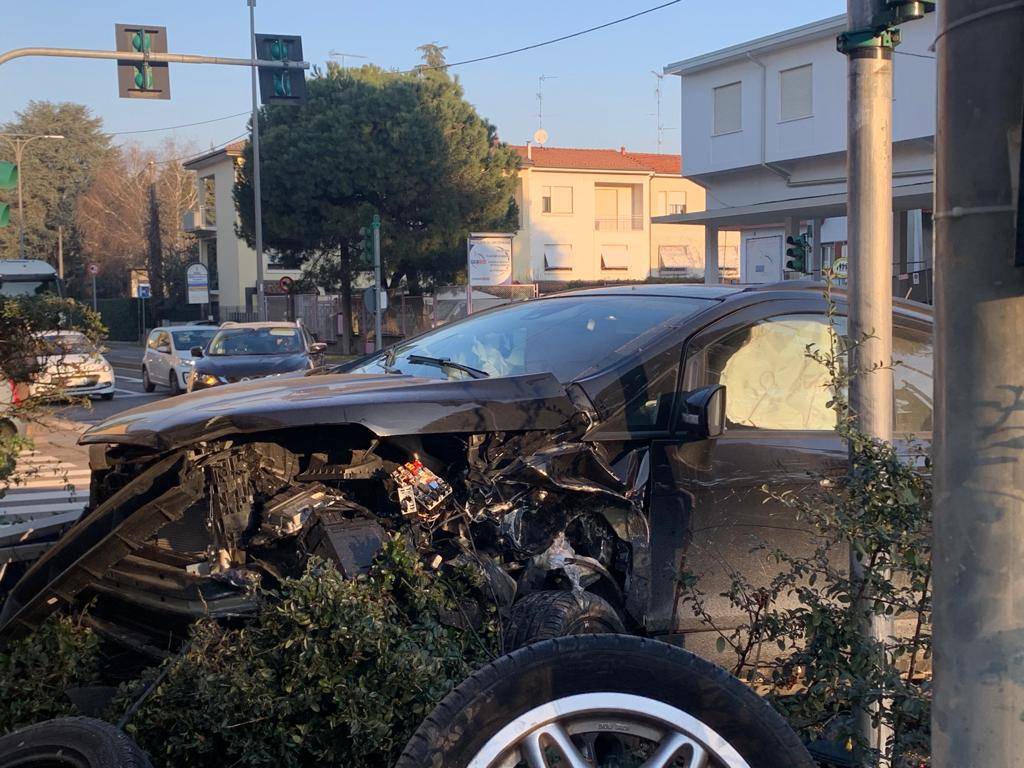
[189,372,225,391]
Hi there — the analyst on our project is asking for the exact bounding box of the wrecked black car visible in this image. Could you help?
[0,283,933,660]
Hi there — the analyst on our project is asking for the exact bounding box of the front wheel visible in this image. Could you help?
[141,366,155,393]
[0,717,152,768]
[168,371,182,396]
[397,634,816,768]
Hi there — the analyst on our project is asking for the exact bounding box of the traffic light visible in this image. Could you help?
[0,161,16,228]
[357,227,373,265]
[115,24,170,99]
[255,35,308,106]
[786,233,810,273]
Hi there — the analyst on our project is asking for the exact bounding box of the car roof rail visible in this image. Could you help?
[740,279,825,293]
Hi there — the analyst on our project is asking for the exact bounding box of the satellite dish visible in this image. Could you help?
[533,128,549,146]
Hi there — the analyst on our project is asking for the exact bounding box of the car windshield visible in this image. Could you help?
[0,277,61,298]
[42,334,96,356]
[349,295,715,382]
[208,327,303,356]
[171,328,217,351]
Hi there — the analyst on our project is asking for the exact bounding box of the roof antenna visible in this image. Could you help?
[536,74,558,135]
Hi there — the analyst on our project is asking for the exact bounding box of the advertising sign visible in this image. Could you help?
[467,234,514,287]
[186,262,209,305]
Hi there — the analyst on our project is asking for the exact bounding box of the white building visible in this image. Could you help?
[510,145,738,286]
[661,13,936,298]
[182,141,304,316]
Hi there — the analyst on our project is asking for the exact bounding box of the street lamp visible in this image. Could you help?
[0,133,65,258]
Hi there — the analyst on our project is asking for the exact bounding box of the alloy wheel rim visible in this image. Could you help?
[467,692,752,768]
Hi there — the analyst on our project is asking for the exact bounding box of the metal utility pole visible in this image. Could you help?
[837,0,903,756]
[247,0,266,321]
[372,213,382,351]
[932,0,1024,764]
[0,133,64,258]
[56,225,63,278]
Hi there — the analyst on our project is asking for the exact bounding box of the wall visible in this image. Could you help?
[194,155,303,310]
[513,166,707,283]
[676,13,937,187]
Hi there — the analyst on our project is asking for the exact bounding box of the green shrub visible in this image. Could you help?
[0,614,101,734]
[121,538,497,768]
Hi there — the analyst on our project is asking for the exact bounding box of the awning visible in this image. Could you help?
[652,181,933,228]
[600,244,630,270]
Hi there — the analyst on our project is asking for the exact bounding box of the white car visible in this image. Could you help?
[30,331,115,401]
[142,326,218,395]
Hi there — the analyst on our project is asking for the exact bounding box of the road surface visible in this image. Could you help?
[1,343,169,528]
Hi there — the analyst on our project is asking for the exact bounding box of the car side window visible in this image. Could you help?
[703,314,838,431]
[894,323,932,434]
[598,344,681,433]
[147,331,161,350]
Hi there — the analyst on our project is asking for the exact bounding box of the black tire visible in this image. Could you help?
[100,393,114,401]
[0,717,152,768]
[167,371,181,396]
[141,367,155,393]
[504,589,624,650]
[397,634,815,768]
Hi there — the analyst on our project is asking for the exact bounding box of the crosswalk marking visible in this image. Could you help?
[1,450,89,539]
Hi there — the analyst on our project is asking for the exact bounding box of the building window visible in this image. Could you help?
[600,244,629,271]
[542,185,573,214]
[657,190,687,215]
[200,176,216,227]
[543,244,573,271]
[713,81,742,135]
[779,64,813,121]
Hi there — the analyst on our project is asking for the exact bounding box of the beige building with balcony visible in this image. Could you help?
[510,145,737,286]
[182,141,303,315]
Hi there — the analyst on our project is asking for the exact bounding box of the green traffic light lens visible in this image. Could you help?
[132,31,151,52]
[134,64,154,90]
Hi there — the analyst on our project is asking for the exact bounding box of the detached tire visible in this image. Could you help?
[398,635,815,768]
[0,717,151,768]
[504,589,624,650]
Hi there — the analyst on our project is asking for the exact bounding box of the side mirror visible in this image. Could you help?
[310,342,327,354]
[677,384,727,439]
[157,343,171,354]
[190,346,204,358]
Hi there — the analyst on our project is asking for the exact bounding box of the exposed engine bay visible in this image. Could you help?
[0,416,652,655]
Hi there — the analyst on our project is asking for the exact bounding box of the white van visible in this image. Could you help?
[0,259,64,299]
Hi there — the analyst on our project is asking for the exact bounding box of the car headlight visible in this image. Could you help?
[196,374,223,388]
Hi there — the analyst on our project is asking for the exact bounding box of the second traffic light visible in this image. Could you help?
[255,35,308,106]
[0,161,16,228]
[786,233,810,273]
[115,24,170,100]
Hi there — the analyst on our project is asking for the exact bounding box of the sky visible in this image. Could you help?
[1,0,846,158]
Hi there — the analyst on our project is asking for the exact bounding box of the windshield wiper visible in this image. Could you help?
[405,354,490,379]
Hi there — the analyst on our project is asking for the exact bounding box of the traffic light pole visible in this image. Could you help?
[0,46,308,70]
[372,214,382,351]
[247,0,266,322]
[932,0,1024,764]
[841,0,895,757]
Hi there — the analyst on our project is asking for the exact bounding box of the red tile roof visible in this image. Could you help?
[510,145,681,175]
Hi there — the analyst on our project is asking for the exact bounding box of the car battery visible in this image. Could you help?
[390,460,453,519]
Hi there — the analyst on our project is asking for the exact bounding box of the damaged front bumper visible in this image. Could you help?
[0,373,655,653]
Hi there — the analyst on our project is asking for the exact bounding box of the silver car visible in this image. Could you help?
[142,326,218,395]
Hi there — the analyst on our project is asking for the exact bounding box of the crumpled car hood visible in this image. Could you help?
[82,371,579,451]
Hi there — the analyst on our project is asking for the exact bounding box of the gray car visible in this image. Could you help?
[142,326,218,395]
